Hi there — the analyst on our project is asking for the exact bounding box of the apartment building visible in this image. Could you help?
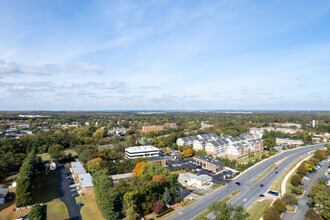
[192,156,225,173]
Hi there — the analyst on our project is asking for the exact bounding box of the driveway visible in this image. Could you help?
[57,164,82,220]
[283,161,329,220]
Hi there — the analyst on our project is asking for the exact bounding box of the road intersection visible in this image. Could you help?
[167,144,324,220]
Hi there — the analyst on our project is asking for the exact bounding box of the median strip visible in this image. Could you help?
[193,190,240,220]
[252,164,276,184]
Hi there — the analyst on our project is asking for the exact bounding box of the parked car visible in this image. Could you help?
[70,184,76,188]
[300,183,306,186]
[196,169,201,172]
[71,188,78,192]
[235,182,241,185]
[72,193,79,197]
[65,172,71,176]
[310,170,316,173]
[259,194,265,197]
[66,176,72,179]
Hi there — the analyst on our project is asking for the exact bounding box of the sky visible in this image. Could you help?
[0,0,329,111]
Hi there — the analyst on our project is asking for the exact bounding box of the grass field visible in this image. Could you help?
[270,155,308,193]
[247,198,273,220]
[237,151,265,164]
[252,164,276,184]
[75,195,105,220]
[193,190,240,220]
[32,172,69,220]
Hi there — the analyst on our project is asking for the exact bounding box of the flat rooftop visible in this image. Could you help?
[109,173,134,180]
[125,145,159,153]
[78,173,93,188]
[71,161,86,174]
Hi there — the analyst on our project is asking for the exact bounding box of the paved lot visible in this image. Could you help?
[57,164,82,220]
[282,161,329,220]
[167,144,324,220]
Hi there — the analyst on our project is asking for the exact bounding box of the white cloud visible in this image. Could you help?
[0,59,59,75]
[75,62,103,73]
[102,81,126,89]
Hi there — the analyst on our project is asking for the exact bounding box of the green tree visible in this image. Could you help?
[28,204,44,220]
[85,158,103,173]
[47,144,64,162]
[290,174,302,187]
[263,137,275,149]
[162,188,171,206]
[283,193,298,205]
[272,198,287,214]
[93,170,121,220]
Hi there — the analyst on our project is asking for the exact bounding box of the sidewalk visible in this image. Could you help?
[281,156,311,195]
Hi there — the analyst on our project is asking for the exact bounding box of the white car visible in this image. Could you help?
[70,184,76,188]
[71,188,78,192]
[243,198,247,203]
[196,169,201,172]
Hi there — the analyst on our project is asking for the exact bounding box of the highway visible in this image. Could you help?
[167,144,324,220]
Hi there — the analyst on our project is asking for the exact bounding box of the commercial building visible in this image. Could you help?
[276,138,303,146]
[192,156,225,173]
[142,125,164,133]
[187,174,212,188]
[77,173,94,195]
[146,156,170,167]
[125,146,160,159]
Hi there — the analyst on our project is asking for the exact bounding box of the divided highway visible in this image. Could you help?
[167,144,324,220]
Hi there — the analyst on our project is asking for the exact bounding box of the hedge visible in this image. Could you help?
[156,208,174,218]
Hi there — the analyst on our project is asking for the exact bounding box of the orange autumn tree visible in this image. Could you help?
[133,161,146,176]
[152,175,167,183]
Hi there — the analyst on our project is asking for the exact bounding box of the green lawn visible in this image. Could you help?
[237,151,265,164]
[75,195,104,220]
[252,164,276,184]
[287,204,296,212]
[270,155,308,193]
[193,190,240,220]
[183,199,198,207]
[32,172,69,220]
[247,199,273,220]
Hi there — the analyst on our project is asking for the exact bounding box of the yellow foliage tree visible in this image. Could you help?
[132,161,146,176]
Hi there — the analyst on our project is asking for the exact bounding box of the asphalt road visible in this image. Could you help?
[167,144,325,220]
[57,164,82,220]
[282,160,329,220]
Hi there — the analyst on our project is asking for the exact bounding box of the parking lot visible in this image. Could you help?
[57,164,82,220]
[167,159,234,183]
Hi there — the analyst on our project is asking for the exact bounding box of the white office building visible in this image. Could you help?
[125,146,160,159]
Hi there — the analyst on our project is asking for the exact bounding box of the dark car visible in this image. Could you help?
[275,167,278,170]
[72,193,79,197]
[65,172,71,176]
[235,182,241,185]
[260,184,264,187]
[259,194,265,197]
[275,171,278,174]
[69,181,74,185]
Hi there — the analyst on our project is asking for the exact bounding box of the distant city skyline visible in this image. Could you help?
[0,0,329,110]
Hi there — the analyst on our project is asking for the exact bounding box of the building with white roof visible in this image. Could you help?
[77,173,94,195]
[71,161,86,179]
[187,174,212,188]
[125,145,159,159]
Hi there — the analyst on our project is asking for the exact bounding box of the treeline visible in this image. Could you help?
[93,163,179,220]
[16,151,36,207]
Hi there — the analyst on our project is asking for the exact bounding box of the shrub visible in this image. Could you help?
[156,208,174,218]
[305,208,322,220]
[283,193,298,205]
[290,174,302,187]
[291,186,303,195]
[272,198,287,214]
[152,200,166,214]
[263,206,281,220]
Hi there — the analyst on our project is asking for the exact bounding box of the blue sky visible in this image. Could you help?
[0,0,329,110]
